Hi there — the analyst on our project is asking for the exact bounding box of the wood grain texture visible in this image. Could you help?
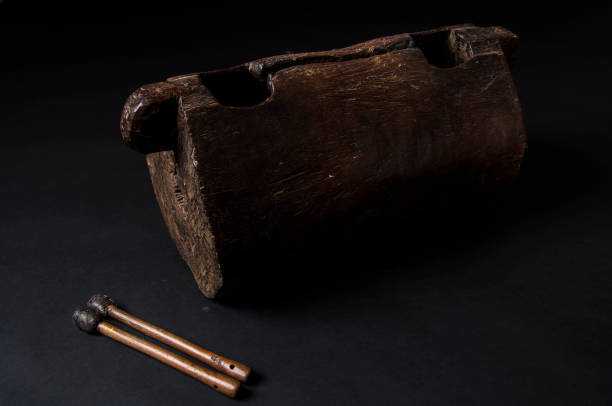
[121,24,526,298]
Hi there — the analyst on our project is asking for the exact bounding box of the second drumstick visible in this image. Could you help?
[87,294,251,382]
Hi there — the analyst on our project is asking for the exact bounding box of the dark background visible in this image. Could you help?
[2,4,612,405]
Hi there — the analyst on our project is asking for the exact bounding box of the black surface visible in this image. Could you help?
[2,5,612,405]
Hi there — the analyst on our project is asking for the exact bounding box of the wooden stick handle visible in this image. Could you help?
[97,321,239,398]
[106,305,251,382]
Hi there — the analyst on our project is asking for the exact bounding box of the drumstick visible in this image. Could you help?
[87,294,251,382]
[72,307,239,398]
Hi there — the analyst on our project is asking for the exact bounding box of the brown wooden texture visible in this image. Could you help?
[97,322,240,397]
[121,24,526,298]
[107,305,251,382]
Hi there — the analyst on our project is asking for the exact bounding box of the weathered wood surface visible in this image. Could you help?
[121,24,526,298]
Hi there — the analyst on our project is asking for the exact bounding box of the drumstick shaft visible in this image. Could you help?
[106,305,251,382]
[97,321,239,398]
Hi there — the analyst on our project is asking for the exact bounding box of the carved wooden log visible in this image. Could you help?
[121,24,526,298]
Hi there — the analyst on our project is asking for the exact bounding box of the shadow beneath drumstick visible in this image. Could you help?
[235,386,252,400]
[227,371,263,400]
[244,370,264,386]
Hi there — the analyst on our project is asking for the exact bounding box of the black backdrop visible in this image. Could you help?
[2,4,612,405]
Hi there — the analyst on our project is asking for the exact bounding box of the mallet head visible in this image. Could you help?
[72,307,102,333]
[87,293,116,317]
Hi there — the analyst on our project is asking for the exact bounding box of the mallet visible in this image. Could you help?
[87,294,251,382]
[72,307,239,398]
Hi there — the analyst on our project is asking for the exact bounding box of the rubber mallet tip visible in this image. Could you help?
[87,293,116,317]
[72,307,102,333]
